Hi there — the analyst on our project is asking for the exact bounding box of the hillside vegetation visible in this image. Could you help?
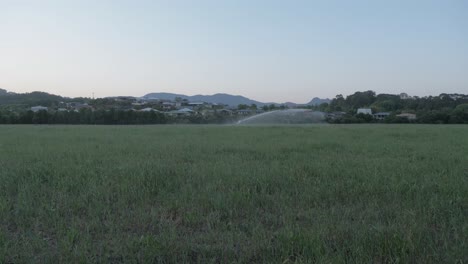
[0,89,70,109]
[320,91,468,124]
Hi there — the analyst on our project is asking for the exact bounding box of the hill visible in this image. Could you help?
[0,89,68,108]
[142,92,264,106]
[0,89,330,108]
[142,92,329,106]
[308,97,331,106]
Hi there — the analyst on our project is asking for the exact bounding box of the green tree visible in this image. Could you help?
[32,110,49,124]
[449,104,468,123]
[237,104,248,110]
[329,94,345,111]
[346,90,376,109]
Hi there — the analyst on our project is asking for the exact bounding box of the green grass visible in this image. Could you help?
[0,124,467,263]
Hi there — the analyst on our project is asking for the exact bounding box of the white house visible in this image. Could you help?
[357,108,372,115]
[139,108,160,112]
[31,106,48,112]
[178,108,194,113]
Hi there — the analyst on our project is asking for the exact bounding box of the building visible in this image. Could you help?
[31,106,48,112]
[188,102,205,107]
[373,112,390,120]
[396,113,417,120]
[237,109,252,115]
[216,109,233,116]
[66,102,92,111]
[162,101,175,110]
[139,108,160,112]
[74,103,92,111]
[167,108,194,116]
[327,111,346,120]
[357,108,372,115]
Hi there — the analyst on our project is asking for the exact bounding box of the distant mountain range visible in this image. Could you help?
[142,92,330,106]
[0,88,330,107]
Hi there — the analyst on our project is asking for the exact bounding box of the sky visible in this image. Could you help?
[1,0,467,103]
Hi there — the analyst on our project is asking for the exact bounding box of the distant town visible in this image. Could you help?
[0,88,467,124]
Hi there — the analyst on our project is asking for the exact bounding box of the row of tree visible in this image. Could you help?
[328,107,468,124]
[0,109,242,125]
[0,109,167,125]
[327,91,468,112]
[311,91,468,124]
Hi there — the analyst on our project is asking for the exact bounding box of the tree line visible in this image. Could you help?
[0,109,167,125]
[0,109,242,125]
[310,91,468,124]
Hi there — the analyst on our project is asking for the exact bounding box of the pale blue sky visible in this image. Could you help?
[1,0,467,102]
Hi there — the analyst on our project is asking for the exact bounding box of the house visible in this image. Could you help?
[396,113,417,120]
[327,111,346,120]
[373,112,390,120]
[211,103,226,110]
[167,108,194,116]
[31,106,48,112]
[178,108,195,113]
[139,108,160,112]
[67,102,92,111]
[187,102,209,110]
[357,108,372,115]
[216,109,233,116]
[188,102,205,107]
[162,101,175,110]
[74,103,92,111]
[237,109,252,115]
[200,109,215,116]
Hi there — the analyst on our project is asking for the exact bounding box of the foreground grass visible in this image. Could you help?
[0,125,467,263]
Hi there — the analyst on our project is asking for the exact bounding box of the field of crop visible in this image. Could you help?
[0,124,467,263]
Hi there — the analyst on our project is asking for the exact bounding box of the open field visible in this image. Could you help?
[0,125,467,263]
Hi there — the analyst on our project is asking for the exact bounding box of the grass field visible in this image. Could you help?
[0,125,467,263]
